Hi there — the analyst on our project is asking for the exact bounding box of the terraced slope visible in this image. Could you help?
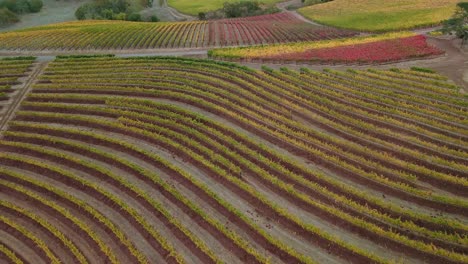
[0,56,467,263]
[0,13,355,51]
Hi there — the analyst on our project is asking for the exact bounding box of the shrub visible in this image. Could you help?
[113,12,126,20]
[150,15,159,22]
[223,1,261,18]
[75,3,92,20]
[441,2,468,46]
[101,8,114,19]
[127,13,141,21]
[27,0,42,12]
[198,12,206,20]
[0,7,18,25]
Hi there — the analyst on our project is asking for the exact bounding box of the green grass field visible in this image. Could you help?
[167,0,283,15]
[298,0,461,32]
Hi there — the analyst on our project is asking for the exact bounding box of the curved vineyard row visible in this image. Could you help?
[209,32,444,64]
[0,13,356,51]
[0,57,36,121]
[0,56,466,263]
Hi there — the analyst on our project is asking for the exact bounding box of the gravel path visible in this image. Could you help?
[0,62,48,134]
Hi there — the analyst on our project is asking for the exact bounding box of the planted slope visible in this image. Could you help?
[298,0,460,32]
[0,13,356,51]
[209,32,444,64]
[0,56,467,263]
[0,57,36,122]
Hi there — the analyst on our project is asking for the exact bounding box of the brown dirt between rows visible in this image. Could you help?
[0,26,466,264]
[14,104,467,263]
[236,37,468,92]
[20,96,468,236]
[29,88,468,216]
[8,121,344,264]
[12,113,379,263]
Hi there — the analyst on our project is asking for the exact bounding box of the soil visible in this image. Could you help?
[236,36,468,92]
[0,9,466,263]
[0,62,48,135]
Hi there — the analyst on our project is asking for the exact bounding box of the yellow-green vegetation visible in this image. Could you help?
[1,56,467,263]
[167,0,283,15]
[298,0,461,32]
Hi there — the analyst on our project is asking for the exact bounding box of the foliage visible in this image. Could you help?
[2,56,468,264]
[441,2,468,45]
[0,13,356,50]
[127,13,141,21]
[167,0,283,16]
[75,0,147,21]
[223,1,260,18]
[0,0,42,25]
[0,0,42,13]
[27,0,41,12]
[0,7,18,25]
[150,15,159,22]
[198,11,206,20]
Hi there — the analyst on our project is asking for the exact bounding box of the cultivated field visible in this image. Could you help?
[167,0,283,15]
[0,56,466,263]
[0,57,36,122]
[0,13,356,51]
[209,32,445,64]
[298,0,461,32]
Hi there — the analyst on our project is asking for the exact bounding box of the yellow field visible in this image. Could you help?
[298,0,460,32]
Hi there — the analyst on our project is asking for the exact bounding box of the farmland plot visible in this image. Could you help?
[0,56,467,264]
[0,13,356,51]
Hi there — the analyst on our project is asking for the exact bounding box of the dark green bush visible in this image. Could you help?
[127,13,141,21]
[150,15,159,22]
[28,0,42,12]
[223,1,260,18]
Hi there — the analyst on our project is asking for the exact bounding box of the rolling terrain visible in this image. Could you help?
[0,56,466,263]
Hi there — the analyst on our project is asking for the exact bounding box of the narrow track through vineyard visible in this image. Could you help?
[0,56,467,264]
[0,57,36,128]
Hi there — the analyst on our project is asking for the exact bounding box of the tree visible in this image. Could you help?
[113,12,126,20]
[127,13,141,21]
[150,15,159,22]
[223,1,260,18]
[0,7,19,25]
[101,8,114,19]
[28,0,42,12]
[198,12,206,20]
[441,2,468,46]
[75,3,91,20]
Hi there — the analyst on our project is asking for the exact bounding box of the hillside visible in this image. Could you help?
[298,0,461,31]
[0,56,466,263]
[0,13,356,51]
[0,1,467,263]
